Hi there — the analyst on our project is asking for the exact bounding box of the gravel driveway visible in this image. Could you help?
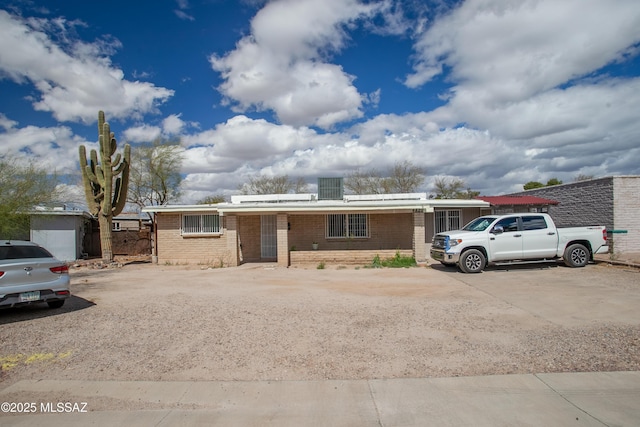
[1,261,639,386]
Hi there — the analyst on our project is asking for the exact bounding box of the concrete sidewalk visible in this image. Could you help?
[1,371,639,426]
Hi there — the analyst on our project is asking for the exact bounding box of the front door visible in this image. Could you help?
[260,215,277,259]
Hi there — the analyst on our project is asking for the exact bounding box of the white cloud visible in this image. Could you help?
[181,115,334,173]
[162,114,186,135]
[406,0,640,99]
[210,0,382,129]
[0,10,174,124]
[0,115,94,173]
[123,125,162,143]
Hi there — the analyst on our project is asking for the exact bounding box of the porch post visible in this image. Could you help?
[225,214,239,267]
[276,213,289,267]
[413,210,427,262]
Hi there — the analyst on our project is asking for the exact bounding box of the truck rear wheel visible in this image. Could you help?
[459,249,486,273]
[564,243,589,268]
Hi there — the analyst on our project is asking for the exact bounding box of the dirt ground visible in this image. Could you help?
[1,260,639,387]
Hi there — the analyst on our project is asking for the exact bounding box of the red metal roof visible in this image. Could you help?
[475,196,559,206]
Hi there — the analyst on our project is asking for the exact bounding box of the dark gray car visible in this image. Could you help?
[0,240,70,309]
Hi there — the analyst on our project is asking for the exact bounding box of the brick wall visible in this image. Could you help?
[155,213,233,266]
[613,177,640,253]
[508,178,615,229]
[288,213,413,252]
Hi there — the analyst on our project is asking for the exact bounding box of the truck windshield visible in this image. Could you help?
[462,216,498,232]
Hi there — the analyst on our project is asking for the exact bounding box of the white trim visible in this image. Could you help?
[231,193,315,203]
[142,195,490,215]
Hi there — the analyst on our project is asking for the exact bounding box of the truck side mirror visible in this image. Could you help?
[491,226,504,234]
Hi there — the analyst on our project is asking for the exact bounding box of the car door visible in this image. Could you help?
[520,215,558,259]
[488,216,523,261]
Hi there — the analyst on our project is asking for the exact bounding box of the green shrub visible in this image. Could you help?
[367,251,416,268]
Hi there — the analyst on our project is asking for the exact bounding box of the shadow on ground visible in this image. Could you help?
[0,295,95,325]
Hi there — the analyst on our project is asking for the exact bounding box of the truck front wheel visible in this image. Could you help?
[459,249,486,273]
[564,243,589,268]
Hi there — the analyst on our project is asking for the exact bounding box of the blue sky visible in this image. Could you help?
[1,0,639,205]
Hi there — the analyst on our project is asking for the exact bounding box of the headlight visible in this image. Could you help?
[449,239,462,247]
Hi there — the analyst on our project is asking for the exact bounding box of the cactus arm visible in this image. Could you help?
[112,153,122,170]
[113,144,130,175]
[112,171,129,216]
[79,145,100,215]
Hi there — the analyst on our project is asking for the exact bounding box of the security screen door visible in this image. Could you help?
[261,215,277,259]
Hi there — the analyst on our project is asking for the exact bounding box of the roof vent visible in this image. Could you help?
[317,177,344,200]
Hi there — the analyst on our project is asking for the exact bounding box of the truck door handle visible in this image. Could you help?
[514,234,522,237]
[547,232,556,235]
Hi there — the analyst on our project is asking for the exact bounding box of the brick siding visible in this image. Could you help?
[613,177,640,253]
[287,213,413,252]
[155,213,234,266]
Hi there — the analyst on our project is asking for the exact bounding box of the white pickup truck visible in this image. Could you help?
[430,213,608,273]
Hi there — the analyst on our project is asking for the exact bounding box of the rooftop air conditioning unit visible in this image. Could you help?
[317,177,344,200]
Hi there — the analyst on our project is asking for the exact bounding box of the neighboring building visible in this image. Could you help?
[142,193,490,267]
[112,212,152,232]
[30,207,99,261]
[508,176,640,254]
[475,195,559,215]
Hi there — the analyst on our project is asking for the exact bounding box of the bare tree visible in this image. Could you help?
[239,175,307,195]
[432,176,479,199]
[0,157,59,239]
[197,194,227,204]
[386,160,425,193]
[128,138,183,217]
[344,168,383,194]
[345,161,424,194]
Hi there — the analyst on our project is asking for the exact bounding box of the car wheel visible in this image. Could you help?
[47,300,65,309]
[564,243,589,268]
[459,249,486,273]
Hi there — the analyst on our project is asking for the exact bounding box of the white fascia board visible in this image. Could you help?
[427,199,491,208]
[231,193,315,203]
[141,199,490,215]
[142,204,220,213]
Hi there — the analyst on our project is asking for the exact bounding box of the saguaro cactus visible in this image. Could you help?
[79,111,131,262]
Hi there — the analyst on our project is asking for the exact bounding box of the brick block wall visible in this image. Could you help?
[508,178,615,229]
[413,211,426,261]
[613,177,640,253]
[155,213,233,266]
[288,213,413,251]
[277,213,289,267]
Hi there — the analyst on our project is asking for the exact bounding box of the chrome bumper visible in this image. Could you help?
[430,249,460,263]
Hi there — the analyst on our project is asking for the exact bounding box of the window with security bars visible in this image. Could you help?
[182,214,221,235]
[434,210,461,234]
[326,214,369,238]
